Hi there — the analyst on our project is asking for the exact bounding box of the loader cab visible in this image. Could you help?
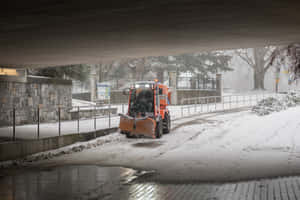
[127,81,169,119]
[128,82,156,117]
[120,81,171,138]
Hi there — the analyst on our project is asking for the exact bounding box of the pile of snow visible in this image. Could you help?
[252,93,300,116]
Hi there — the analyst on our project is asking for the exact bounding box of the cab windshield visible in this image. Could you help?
[129,88,154,116]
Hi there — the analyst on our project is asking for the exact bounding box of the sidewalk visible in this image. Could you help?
[0,115,120,140]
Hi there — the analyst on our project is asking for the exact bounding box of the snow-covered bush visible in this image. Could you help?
[252,93,300,116]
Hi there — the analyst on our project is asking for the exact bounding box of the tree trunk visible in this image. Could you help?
[130,67,136,81]
[253,70,265,90]
[252,48,266,90]
[156,68,164,83]
[136,58,146,81]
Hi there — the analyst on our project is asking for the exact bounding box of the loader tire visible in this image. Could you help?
[163,113,171,134]
[125,132,134,138]
[155,119,163,139]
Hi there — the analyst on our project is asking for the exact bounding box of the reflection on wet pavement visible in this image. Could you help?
[0,165,135,200]
[2,165,300,200]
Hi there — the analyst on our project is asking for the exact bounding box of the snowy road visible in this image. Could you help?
[28,105,300,182]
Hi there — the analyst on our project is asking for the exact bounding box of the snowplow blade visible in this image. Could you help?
[119,114,156,138]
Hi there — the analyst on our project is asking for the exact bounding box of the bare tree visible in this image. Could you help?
[235,47,276,90]
[268,43,300,83]
[120,58,149,81]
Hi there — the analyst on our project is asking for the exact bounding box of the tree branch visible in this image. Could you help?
[264,48,280,72]
[235,50,255,68]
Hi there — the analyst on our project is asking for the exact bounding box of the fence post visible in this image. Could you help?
[215,96,217,111]
[108,103,111,128]
[181,106,183,117]
[201,99,203,113]
[94,106,97,131]
[77,106,80,134]
[256,94,258,104]
[122,103,124,114]
[207,98,209,112]
[235,96,237,108]
[12,107,16,141]
[37,105,40,140]
[222,96,225,111]
[58,106,61,136]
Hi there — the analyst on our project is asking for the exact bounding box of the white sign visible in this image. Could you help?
[97,83,110,100]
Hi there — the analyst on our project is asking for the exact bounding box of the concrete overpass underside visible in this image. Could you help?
[1,0,300,66]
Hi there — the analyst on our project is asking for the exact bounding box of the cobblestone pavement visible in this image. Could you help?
[113,176,300,200]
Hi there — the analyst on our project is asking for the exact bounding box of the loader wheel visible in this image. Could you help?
[125,132,134,138]
[155,118,163,139]
[163,113,171,134]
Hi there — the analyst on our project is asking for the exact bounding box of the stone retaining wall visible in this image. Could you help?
[0,76,72,126]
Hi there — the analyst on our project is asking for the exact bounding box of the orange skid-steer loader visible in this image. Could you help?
[119,81,171,139]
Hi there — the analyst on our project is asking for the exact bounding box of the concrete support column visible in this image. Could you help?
[169,71,178,105]
[216,74,223,97]
[90,65,97,102]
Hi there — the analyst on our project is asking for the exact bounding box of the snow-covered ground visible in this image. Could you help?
[20,105,300,182]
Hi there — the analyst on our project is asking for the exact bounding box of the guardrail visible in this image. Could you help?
[0,93,283,141]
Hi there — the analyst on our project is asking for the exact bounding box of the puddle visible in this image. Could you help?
[0,165,147,200]
[132,141,164,148]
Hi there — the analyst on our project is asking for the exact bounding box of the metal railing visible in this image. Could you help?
[0,104,124,141]
[0,93,283,141]
[177,77,217,90]
[176,93,283,119]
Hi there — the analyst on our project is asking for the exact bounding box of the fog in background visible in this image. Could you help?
[223,51,297,93]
